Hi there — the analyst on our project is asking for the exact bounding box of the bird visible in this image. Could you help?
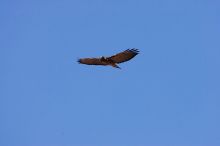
[77,48,139,69]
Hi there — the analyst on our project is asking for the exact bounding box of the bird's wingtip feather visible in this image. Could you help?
[77,59,81,63]
[129,48,139,54]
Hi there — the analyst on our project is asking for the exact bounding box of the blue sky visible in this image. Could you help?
[1,0,220,145]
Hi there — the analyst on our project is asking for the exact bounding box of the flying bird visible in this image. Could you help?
[78,48,139,69]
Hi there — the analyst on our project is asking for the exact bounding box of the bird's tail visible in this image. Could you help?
[111,63,121,69]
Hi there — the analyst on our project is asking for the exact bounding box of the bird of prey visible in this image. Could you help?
[77,48,139,69]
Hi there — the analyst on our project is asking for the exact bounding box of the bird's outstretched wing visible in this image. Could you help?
[78,58,107,65]
[108,48,139,64]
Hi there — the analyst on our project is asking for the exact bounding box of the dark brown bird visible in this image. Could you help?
[78,48,139,69]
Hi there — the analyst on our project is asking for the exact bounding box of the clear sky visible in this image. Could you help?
[1,0,220,146]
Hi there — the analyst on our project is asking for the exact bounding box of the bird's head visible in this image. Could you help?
[100,56,106,61]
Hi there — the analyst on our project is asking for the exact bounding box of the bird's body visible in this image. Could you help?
[78,48,139,69]
[99,56,121,69]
